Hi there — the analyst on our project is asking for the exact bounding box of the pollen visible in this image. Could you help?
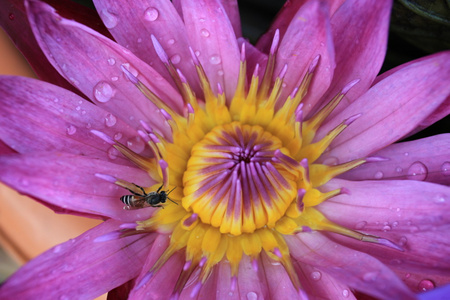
[101,31,403,295]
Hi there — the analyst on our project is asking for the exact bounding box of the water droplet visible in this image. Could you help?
[53,245,62,253]
[53,98,59,103]
[310,271,322,281]
[167,39,175,45]
[405,273,411,278]
[433,194,447,204]
[404,152,409,156]
[8,13,14,20]
[81,110,87,115]
[382,225,391,232]
[114,132,123,140]
[409,226,419,233]
[418,279,435,291]
[104,113,117,127]
[137,37,142,43]
[75,106,81,111]
[86,123,92,129]
[406,162,428,181]
[363,271,378,282]
[108,147,119,160]
[94,82,115,103]
[395,167,403,173]
[111,76,119,81]
[209,55,221,65]
[398,236,407,246]
[355,221,367,229]
[107,58,116,65]
[62,264,74,272]
[127,136,145,153]
[246,292,258,300]
[195,50,201,57]
[122,63,139,77]
[100,9,118,29]
[392,221,399,227]
[374,171,384,179]
[441,161,450,176]
[217,70,224,76]
[323,156,339,166]
[66,125,77,135]
[200,28,210,37]
[170,54,181,64]
[342,289,349,298]
[144,7,159,21]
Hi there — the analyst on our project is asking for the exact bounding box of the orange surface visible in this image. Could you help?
[0,27,106,298]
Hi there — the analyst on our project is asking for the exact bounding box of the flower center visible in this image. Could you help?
[183,122,298,235]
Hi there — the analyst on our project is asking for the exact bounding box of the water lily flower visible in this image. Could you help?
[1,0,449,299]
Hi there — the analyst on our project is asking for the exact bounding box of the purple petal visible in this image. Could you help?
[318,51,450,163]
[0,0,110,96]
[0,219,156,299]
[0,76,142,162]
[293,260,356,300]
[220,0,241,38]
[180,0,240,100]
[0,152,154,221]
[26,0,183,136]
[92,0,202,96]
[315,0,392,117]
[418,284,450,300]
[286,232,415,299]
[256,0,345,53]
[340,134,450,185]
[319,178,450,276]
[274,0,335,110]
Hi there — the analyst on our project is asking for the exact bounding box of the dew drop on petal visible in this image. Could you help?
[167,39,175,45]
[441,161,450,176]
[433,194,447,204]
[418,279,435,291]
[66,125,77,135]
[389,259,402,265]
[107,58,116,66]
[94,82,115,103]
[201,28,210,37]
[111,76,119,82]
[170,54,181,64]
[144,7,159,21]
[363,271,378,282]
[209,55,221,65]
[100,9,118,29]
[114,132,123,140]
[127,136,145,153]
[53,245,62,253]
[323,156,339,166]
[382,225,391,232]
[406,161,428,181]
[195,50,201,57]
[104,113,117,127]
[395,167,403,173]
[62,264,74,272]
[9,13,14,20]
[75,106,81,111]
[355,221,367,230]
[398,236,407,246]
[246,292,258,300]
[342,290,349,298]
[310,271,322,281]
[217,70,224,76]
[374,171,383,179]
[122,63,139,77]
[108,146,119,160]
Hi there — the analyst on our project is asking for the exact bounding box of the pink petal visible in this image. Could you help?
[0,76,142,162]
[293,261,356,300]
[0,219,156,299]
[315,0,392,117]
[237,37,268,81]
[26,0,183,136]
[0,152,155,221]
[130,234,184,299]
[0,0,109,96]
[180,0,240,100]
[286,232,415,299]
[274,0,335,111]
[319,178,450,276]
[256,0,345,53]
[92,0,202,96]
[220,0,241,38]
[340,134,450,185]
[317,51,450,163]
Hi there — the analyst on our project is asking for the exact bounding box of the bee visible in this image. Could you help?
[120,184,177,209]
